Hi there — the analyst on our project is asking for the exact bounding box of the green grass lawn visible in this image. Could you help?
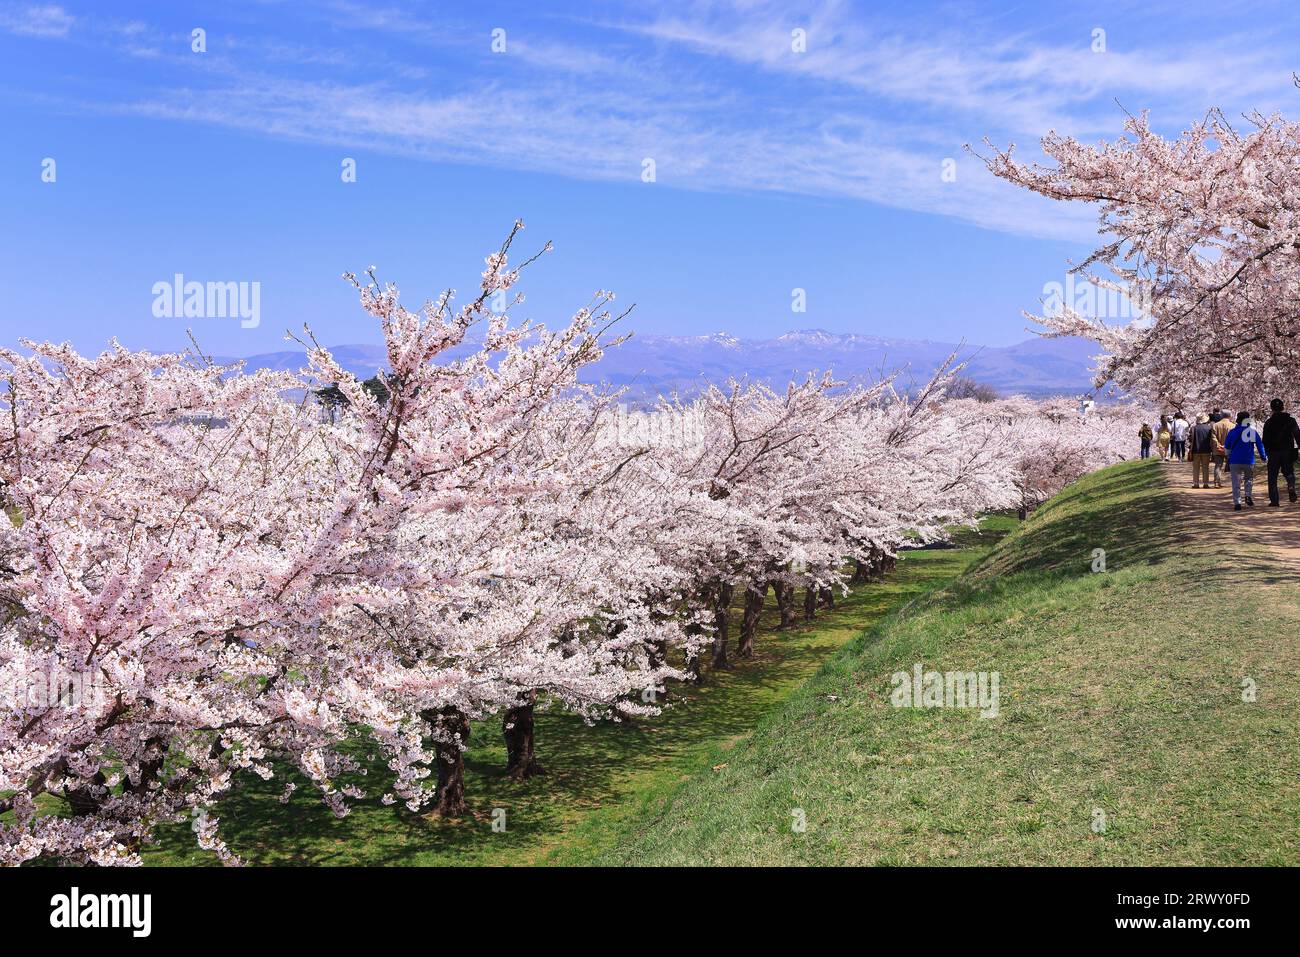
[595,459,1300,865]
[140,517,1012,865]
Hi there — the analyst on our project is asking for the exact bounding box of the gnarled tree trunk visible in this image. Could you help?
[774,581,796,629]
[867,547,887,582]
[503,691,544,780]
[738,582,767,657]
[852,557,869,584]
[426,706,470,817]
[803,586,817,621]
[65,771,108,817]
[711,581,735,670]
[125,736,168,796]
[684,619,705,681]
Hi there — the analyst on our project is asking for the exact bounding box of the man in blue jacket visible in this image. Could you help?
[1224,410,1268,511]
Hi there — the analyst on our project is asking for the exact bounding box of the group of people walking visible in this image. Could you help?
[1139,400,1300,510]
[1143,412,1191,461]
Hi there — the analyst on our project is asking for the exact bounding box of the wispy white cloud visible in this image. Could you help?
[0,2,73,38]
[100,67,1093,242]
[610,2,1297,135]
[8,0,1300,243]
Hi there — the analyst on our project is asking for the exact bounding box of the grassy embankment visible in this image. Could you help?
[598,459,1299,865]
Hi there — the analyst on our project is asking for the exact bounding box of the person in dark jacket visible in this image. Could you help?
[1138,422,1152,459]
[1225,410,1268,510]
[1262,398,1300,506]
[1188,414,1215,488]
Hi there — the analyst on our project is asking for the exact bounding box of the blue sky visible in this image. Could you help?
[3,0,1300,355]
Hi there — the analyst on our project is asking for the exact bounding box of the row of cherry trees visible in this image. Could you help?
[0,224,1139,864]
[980,83,1300,410]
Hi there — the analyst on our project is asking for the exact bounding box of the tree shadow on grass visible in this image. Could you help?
[146,540,996,866]
[148,629,864,865]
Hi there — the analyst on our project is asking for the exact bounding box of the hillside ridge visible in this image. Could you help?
[213,333,1101,399]
[595,460,1300,865]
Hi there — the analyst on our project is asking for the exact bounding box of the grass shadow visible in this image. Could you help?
[143,526,1007,866]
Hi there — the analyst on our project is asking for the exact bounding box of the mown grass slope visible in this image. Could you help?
[597,459,1300,865]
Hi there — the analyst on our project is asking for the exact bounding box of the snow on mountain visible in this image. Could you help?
[221,331,1101,399]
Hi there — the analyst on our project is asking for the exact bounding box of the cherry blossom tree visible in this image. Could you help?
[975,396,1140,515]
[978,88,1300,410]
[0,223,681,858]
[0,218,1147,866]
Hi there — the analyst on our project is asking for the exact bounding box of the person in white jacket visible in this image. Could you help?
[1171,412,1190,461]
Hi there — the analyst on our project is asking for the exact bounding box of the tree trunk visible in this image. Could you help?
[647,637,667,672]
[711,581,735,670]
[503,692,544,780]
[803,586,817,621]
[427,707,470,817]
[125,737,168,796]
[854,557,871,584]
[686,652,702,682]
[65,771,108,816]
[820,586,835,609]
[774,581,797,629]
[643,635,669,699]
[684,619,705,681]
[738,582,767,658]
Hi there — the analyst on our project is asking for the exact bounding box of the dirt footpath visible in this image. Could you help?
[1162,458,1300,571]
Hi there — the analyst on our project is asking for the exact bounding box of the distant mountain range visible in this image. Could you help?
[215,330,1103,400]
